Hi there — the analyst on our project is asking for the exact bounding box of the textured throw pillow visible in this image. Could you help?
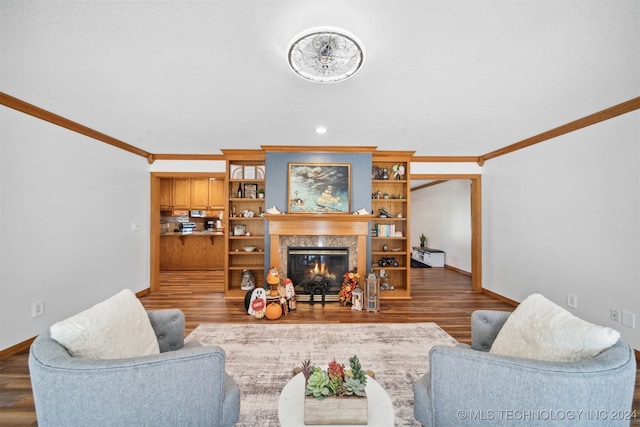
[50,289,160,359]
[490,293,620,362]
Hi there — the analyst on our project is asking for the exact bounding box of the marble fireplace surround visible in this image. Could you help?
[266,214,373,281]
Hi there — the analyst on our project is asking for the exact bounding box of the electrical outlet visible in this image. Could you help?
[610,308,620,322]
[566,293,577,309]
[131,221,143,231]
[380,269,386,277]
[32,301,44,317]
[621,310,636,328]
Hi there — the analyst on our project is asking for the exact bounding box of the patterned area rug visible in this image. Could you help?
[186,322,458,426]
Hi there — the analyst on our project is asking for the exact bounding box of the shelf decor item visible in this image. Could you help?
[243,165,256,180]
[288,163,351,213]
[244,183,257,199]
[230,164,243,179]
[300,356,368,424]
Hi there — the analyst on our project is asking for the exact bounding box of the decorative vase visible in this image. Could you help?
[304,394,368,425]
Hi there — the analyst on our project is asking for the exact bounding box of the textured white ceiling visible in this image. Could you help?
[2,0,638,156]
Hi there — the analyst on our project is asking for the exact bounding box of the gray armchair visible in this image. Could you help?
[414,310,636,426]
[29,309,240,427]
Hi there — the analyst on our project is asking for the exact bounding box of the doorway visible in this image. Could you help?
[410,174,482,292]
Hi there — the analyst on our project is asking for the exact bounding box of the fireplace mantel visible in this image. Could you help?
[265,213,373,236]
[266,214,373,279]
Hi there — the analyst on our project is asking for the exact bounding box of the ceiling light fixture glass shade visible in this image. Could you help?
[287,27,365,83]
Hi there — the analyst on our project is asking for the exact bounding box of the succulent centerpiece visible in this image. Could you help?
[301,355,369,425]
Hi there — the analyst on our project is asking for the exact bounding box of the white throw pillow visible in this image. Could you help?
[490,293,620,362]
[50,289,160,359]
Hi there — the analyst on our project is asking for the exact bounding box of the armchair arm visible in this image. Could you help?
[470,310,511,351]
[415,341,635,426]
[146,309,185,352]
[29,333,240,426]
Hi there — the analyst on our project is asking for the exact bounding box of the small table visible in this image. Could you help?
[278,372,394,426]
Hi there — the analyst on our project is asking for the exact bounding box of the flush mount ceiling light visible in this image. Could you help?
[287,27,365,83]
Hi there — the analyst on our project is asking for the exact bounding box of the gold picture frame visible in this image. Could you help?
[287,163,351,213]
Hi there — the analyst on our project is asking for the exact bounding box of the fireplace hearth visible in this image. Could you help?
[287,247,349,304]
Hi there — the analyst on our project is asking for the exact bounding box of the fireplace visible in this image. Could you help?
[287,247,349,303]
[266,213,373,303]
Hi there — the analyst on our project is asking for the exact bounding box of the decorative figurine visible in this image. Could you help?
[284,278,297,312]
[266,266,281,294]
[277,282,288,316]
[247,287,267,318]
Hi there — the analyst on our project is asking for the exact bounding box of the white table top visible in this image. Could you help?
[278,372,395,427]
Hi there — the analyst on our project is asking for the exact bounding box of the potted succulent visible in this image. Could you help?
[258,188,265,199]
[419,233,427,248]
[301,355,368,424]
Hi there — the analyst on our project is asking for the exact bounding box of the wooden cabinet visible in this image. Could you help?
[223,152,266,298]
[160,234,225,270]
[191,178,225,210]
[159,178,191,209]
[370,153,412,299]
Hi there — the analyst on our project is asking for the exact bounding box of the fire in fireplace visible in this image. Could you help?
[287,247,349,304]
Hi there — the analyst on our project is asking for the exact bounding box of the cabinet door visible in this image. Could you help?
[190,178,210,209]
[172,178,191,209]
[208,179,225,208]
[159,178,174,209]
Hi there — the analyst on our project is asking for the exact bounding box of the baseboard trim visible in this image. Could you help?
[0,337,35,358]
[482,288,519,307]
[444,264,471,277]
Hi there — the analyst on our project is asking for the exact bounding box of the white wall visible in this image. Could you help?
[0,108,151,350]
[149,160,225,173]
[411,162,482,175]
[411,180,472,272]
[482,111,639,350]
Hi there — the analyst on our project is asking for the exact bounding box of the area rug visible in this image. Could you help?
[186,322,458,426]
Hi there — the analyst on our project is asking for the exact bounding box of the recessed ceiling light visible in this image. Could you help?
[315,126,328,134]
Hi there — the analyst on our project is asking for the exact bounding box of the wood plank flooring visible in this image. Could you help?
[1,267,638,426]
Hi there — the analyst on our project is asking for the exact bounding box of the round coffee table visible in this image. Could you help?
[278,372,394,426]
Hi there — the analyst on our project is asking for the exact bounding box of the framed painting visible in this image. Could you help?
[243,165,256,180]
[288,163,351,213]
[244,183,257,199]
[230,164,243,179]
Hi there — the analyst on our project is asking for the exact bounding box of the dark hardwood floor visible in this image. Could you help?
[1,268,638,426]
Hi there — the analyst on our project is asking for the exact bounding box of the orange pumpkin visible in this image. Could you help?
[264,302,282,320]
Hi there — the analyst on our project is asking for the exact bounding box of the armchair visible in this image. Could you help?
[29,309,240,427]
[414,310,636,426]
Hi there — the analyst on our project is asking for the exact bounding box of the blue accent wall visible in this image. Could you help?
[263,152,373,273]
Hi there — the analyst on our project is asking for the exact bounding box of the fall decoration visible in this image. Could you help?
[338,271,361,306]
[264,302,283,320]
